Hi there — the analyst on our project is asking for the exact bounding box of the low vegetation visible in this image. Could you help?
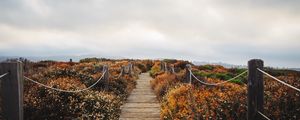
[150,60,300,119]
[23,59,152,119]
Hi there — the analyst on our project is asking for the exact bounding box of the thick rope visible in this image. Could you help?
[257,68,300,92]
[24,70,107,93]
[0,72,9,79]
[190,70,248,86]
[258,111,271,120]
[189,70,192,84]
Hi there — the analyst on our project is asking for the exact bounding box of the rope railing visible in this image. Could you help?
[24,70,107,93]
[243,105,271,120]
[170,61,299,119]
[0,61,135,119]
[257,111,271,120]
[189,70,248,86]
[0,72,9,79]
[2,59,299,119]
[257,68,300,92]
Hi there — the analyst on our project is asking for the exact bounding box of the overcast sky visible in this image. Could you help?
[0,0,299,67]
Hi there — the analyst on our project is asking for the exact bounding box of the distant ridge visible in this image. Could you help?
[0,55,126,62]
[192,61,300,71]
[289,68,300,72]
[192,61,247,68]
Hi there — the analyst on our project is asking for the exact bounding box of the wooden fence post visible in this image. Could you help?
[170,65,175,74]
[121,65,125,77]
[185,64,192,83]
[128,63,132,75]
[131,62,134,70]
[0,62,24,120]
[164,62,168,72]
[160,62,165,71]
[103,65,109,90]
[247,59,264,120]
[23,59,28,72]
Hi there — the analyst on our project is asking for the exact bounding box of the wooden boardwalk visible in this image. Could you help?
[119,73,160,120]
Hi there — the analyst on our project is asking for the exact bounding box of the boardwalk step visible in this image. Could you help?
[121,108,160,113]
[119,73,160,119]
[120,113,160,118]
[121,103,160,108]
[120,118,160,120]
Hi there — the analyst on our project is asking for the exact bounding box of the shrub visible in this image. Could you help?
[149,62,162,77]
[229,79,243,85]
[214,73,232,80]
[201,65,214,70]
[198,65,228,73]
[161,83,247,119]
[24,60,140,119]
[136,63,147,72]
[157,64,300,119]
[192,71,233,81]
[105,75,137,101]
[163,59,177,64]
[173,61,191,69]
[150,73,178,100]
[161,84,195,119]
[24,89,121,119]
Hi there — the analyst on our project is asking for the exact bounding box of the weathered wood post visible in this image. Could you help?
[160,61,165,71]
[0,62,24,120]
[103,65,109,90]
[131,62,134,70]
[128,63,132,75]
[124,65,128,74]
[170,65,175,74]
[247,59,264,120]
[23,59,28,72]
[185,64,192,84]
[121,65,125,77]
[164,62,168,72]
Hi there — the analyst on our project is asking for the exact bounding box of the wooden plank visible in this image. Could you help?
[103,65,109,90]
[120,118,160,120]
[120,113,160,118]
[120,73,160,119]
[185,64,192,83]
[0,62,23,120]
[247,59,264,120]
[121,103,160,108]
[121,108,160,113]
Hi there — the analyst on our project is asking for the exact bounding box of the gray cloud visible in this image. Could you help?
[0,0,299,67]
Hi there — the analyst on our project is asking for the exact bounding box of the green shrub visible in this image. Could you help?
[202,65,214,70]
[163,59,177,64]
[229,79,243,85]
[193,71,232,80]
[193,71,208,77]
[229,68,247,74]
[215,73,232,80]
[150,65,161,77]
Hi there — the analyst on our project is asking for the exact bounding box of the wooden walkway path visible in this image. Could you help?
[119,73,160,120]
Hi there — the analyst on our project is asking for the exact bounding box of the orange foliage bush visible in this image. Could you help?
[263,75,300,119]
[161,82,247,119]
[23,59,153,119]
[152,63,300,119]
[150,73,178,100]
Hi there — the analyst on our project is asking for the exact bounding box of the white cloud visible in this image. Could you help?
[0,0,299,67]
